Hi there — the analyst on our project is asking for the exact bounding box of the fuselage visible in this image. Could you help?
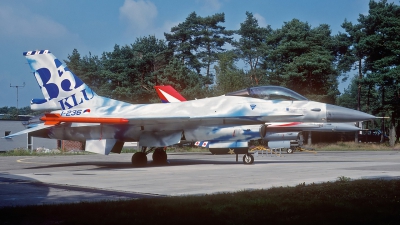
[35,97,360,143]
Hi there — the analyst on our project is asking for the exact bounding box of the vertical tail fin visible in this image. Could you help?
[154,85,187,103]
[24,50,100,110]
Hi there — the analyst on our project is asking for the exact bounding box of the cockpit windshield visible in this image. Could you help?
[226,86,308,101]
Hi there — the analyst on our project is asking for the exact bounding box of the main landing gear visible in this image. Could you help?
[152,148,167,164]
[131,151,147,167]
[131,147,168,167]
[132,147,255,166]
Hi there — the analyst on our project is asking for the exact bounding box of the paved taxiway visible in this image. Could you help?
[1,151,400,207]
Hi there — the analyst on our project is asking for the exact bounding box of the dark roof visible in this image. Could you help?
[0,114,33,121]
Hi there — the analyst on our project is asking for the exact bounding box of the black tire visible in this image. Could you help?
[152,148,167,164]
[131,152,147,167]
[242,154,254,164]
[287,148,293,154]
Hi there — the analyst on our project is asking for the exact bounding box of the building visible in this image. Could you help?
[0,115,57,151]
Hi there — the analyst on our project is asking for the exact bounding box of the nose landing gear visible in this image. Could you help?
[243,153,254,164]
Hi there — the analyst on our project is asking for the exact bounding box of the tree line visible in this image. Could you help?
[335,0,400,145]
[0,106,39,120]
[65,11,346,104]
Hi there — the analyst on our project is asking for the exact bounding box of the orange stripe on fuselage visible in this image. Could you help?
[40,113,129,125]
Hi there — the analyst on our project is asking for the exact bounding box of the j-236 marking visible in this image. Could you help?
[60,109,85,116]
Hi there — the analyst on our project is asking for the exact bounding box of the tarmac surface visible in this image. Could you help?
[1,150,400,208]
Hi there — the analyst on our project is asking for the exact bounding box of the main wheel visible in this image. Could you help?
[131,152,147,167]
[152,147,167,164]
[243,154,254,164]
[287,148,294,154]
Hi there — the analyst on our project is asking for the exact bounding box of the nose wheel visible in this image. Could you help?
[243,153,254,164]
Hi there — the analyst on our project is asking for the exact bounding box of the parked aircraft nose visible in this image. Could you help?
[326,104,375,122]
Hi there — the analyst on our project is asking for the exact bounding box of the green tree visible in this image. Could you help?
[165,12,233,84]
[265,19,340,103]
[164,12,201,74]
[193,12,233,83]
[66,35,207,104]
[233,12,271,85]
[357,0,400,144]
[336,19,368,113]
[214,51,249,95]
[65,49,106,95]
[336,76,378,114]
[0,106,40,117]
[0,106,16,119]
[98,36,172,103]
[0,106,9,114]
[158,58,206,101]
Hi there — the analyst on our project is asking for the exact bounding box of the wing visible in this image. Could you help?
[123,114,304,126]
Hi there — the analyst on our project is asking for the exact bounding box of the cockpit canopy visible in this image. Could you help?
[226,86,308,101]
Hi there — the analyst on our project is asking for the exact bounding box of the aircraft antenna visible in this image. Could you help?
[10,82,25,112]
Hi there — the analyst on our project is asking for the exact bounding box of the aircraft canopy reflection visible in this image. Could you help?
[226,86,308,101]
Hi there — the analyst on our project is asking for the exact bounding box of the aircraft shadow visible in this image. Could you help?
[0,174,49,208]
[0,173,162,208]
[24,158,359,170]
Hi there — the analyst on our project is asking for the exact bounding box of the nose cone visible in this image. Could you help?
[326,104,375,122]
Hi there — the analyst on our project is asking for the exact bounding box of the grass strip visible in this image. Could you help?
[2,142,400,157]
[1,178,399,225]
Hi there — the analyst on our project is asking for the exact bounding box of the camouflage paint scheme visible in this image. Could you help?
[4,50,374,164]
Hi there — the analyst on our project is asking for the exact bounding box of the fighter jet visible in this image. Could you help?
[155,86,362,155]
[4,50,375,165]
